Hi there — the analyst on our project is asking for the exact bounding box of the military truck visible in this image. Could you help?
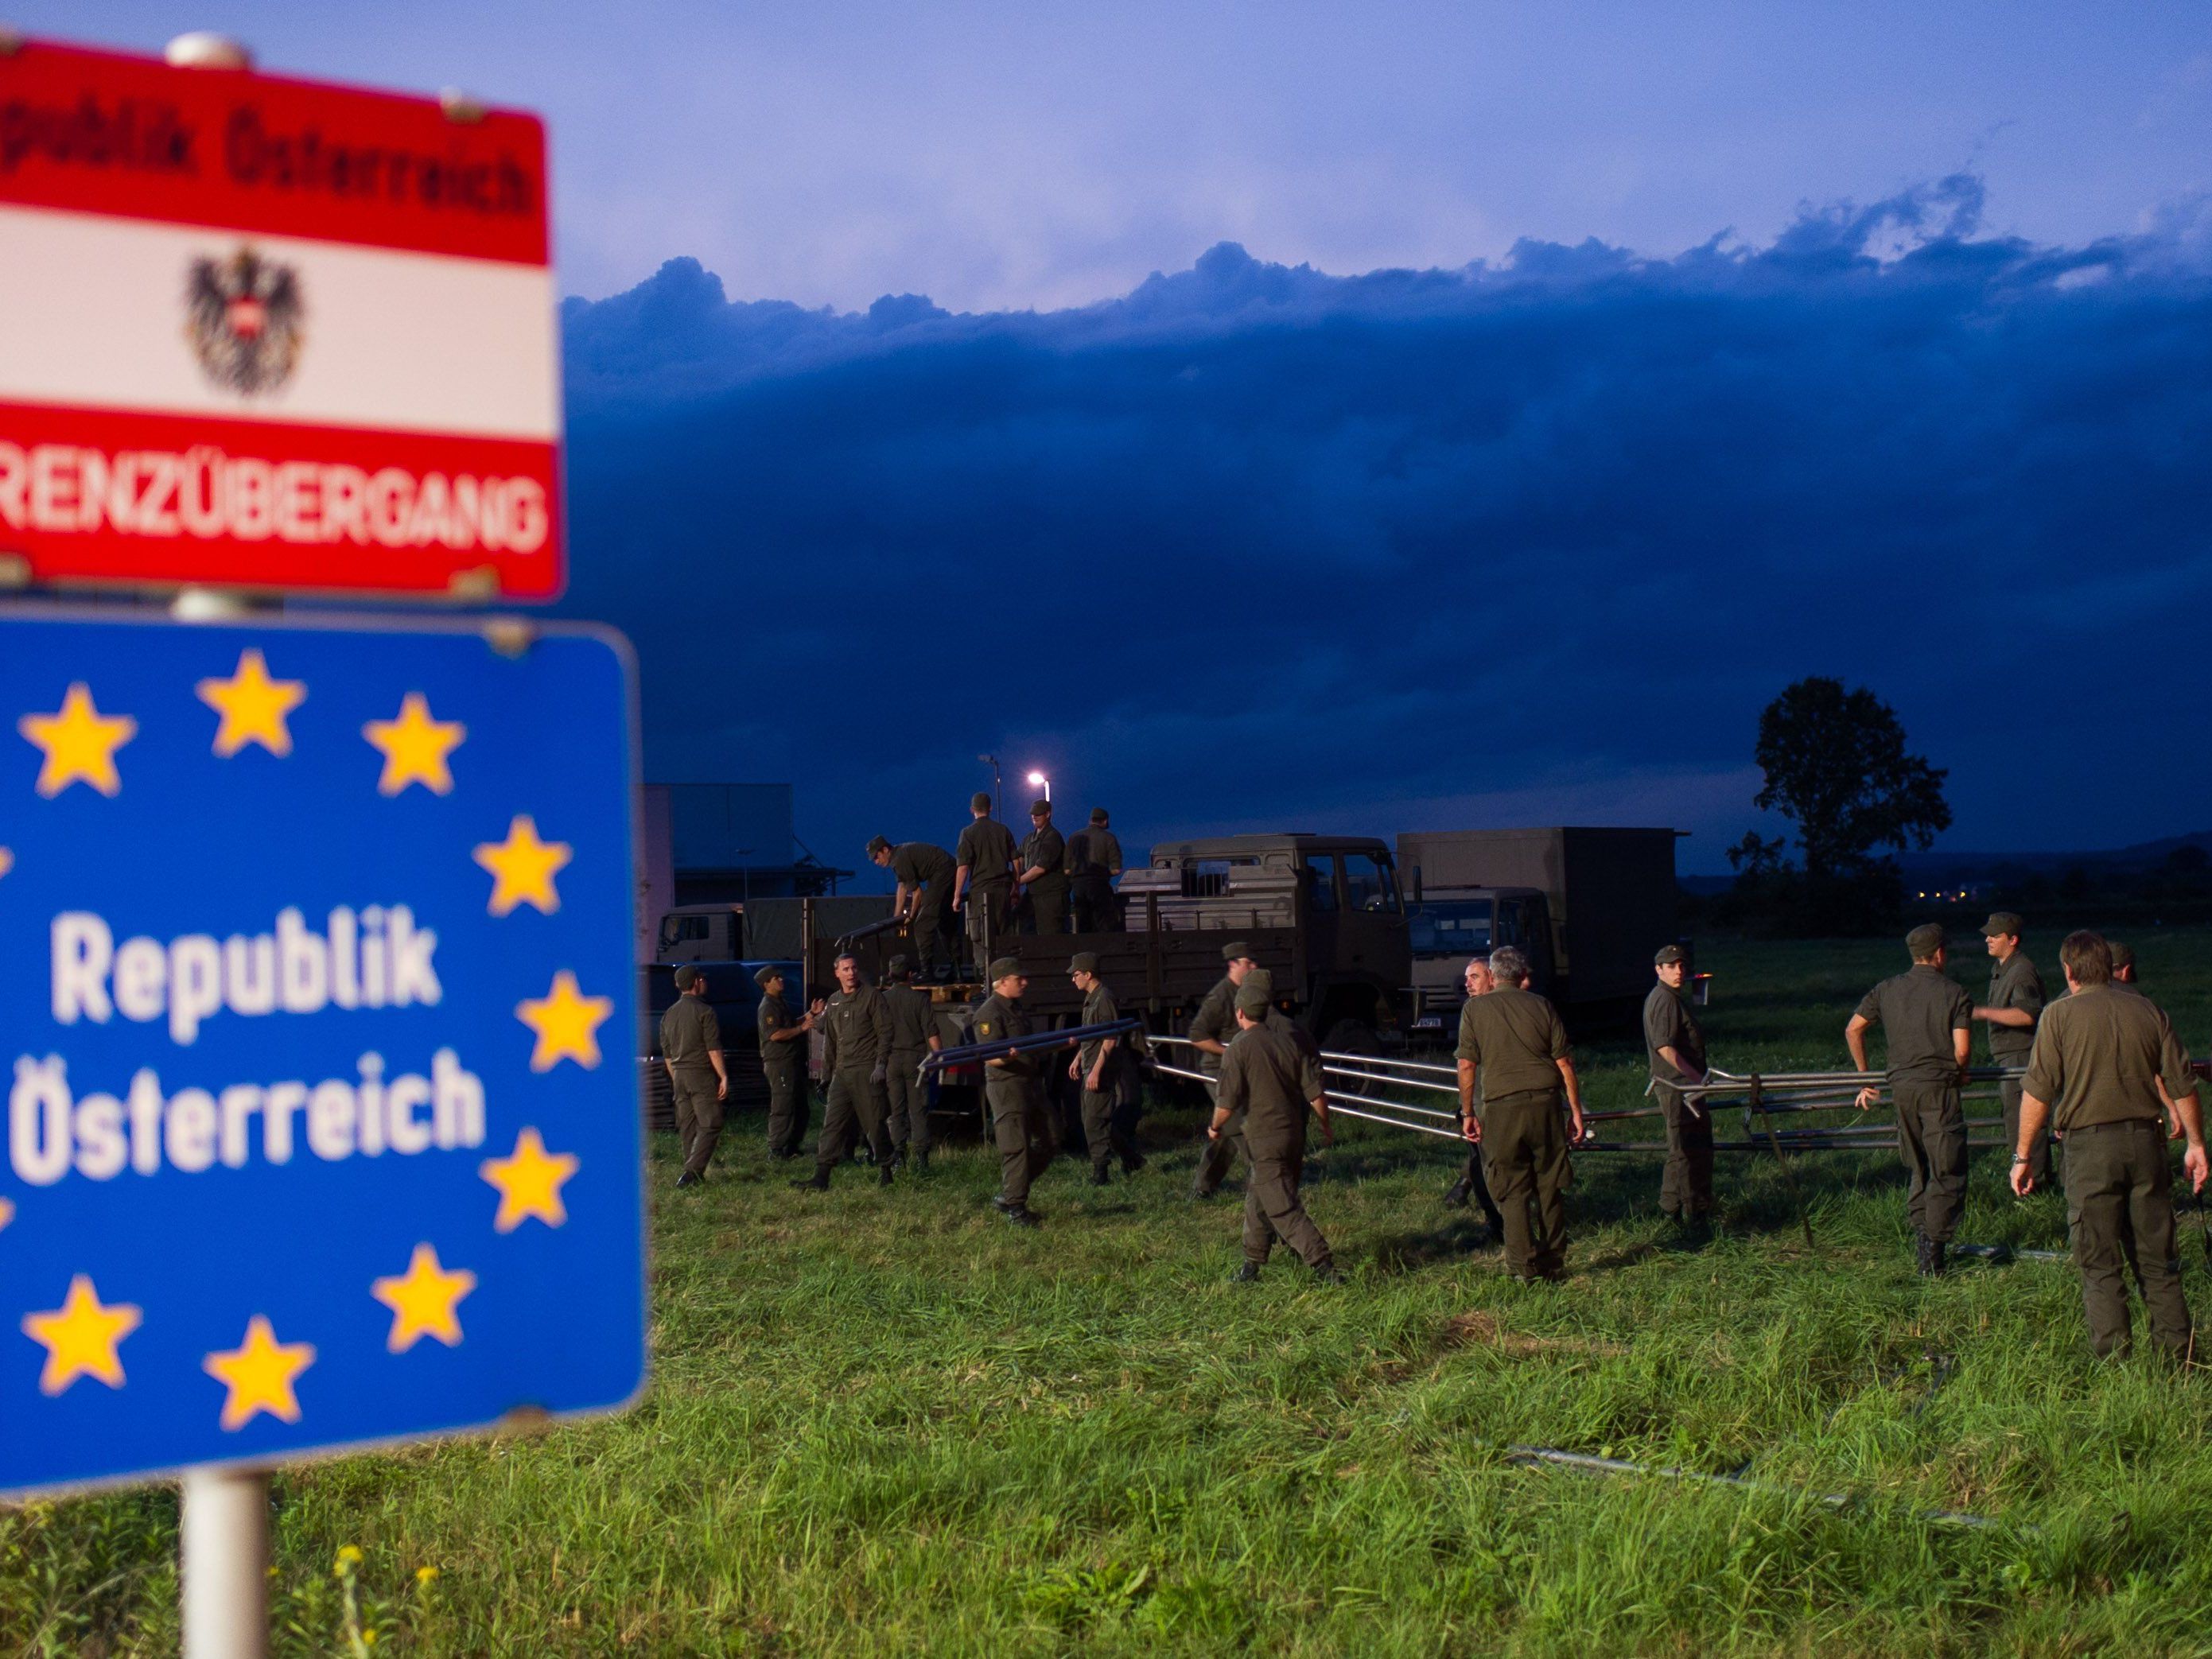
[802,832,1412,1050]
[1397,826,1681,1035]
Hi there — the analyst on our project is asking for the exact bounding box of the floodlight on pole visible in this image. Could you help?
[1026,770,1050,803]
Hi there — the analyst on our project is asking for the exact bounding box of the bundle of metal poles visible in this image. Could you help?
[1143,1039,2030,1159]
[919,1016,1145,1078]
[1145,1036,1668,1144]
[1681,1066,2027,1154]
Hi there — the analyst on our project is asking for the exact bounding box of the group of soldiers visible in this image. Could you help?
[659,901,2209,1360]
[864,795,1124,980]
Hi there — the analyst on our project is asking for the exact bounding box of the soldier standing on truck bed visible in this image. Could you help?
[869,835,957,981]
[1442,956,1510,1240]
[1067,807,1124,932]
[1646,945,1713,1241]
[2012,930,2208,1360]
[1188,941,1261,1199]
[792,952,896,1192]
[1018,798,1069,935]
[663,965,730,1188]
[1973,911,2047,1194]
[754,965,818,1160]
[1215,982,1343,1284]
[1068,951,1144,1183]
[1458,946,1585,1284]
[976,957,1055,1226]
[882,954,942,1172]
[954,792,1019,976]
[1847,923,1974,1276]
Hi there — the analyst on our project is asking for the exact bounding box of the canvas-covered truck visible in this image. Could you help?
[803,832,1413,1050]
[1397,826,1681,1035]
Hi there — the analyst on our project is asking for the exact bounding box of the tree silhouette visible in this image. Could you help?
[1732,677,1952,931]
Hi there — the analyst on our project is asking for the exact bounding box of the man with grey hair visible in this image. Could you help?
[1456,946,1584,1282]
[1442,955,1508,1240]
[2013,930,2207,1359]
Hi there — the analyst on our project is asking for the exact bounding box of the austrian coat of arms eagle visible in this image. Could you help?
[185,247,305,396]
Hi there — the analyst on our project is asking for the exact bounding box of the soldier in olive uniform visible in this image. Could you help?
[792,952,896,1191]
[1216,983,1343,1282]
[1645,944,1712,1235]
[1973,911,2047,1189]
[1457,946,1585,1282]
[1847,923,1974,1274]
[662,965,730,1187]
[1442,956,1510,1240]
[954,792,1019,976]
[975,957,1055,1226]
[1067,807,1125,932]
[754,965,818,1160]
[1018,798,1070,936]
[882,954,941,1171]
[2012,930,2209,1359]
[2109,940,2139,989]
[869,836,957,981]
[1067,951,1144,1183]
[1188,940,1261,1199]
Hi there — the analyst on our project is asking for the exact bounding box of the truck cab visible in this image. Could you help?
[656,903,743,963]
[1405,886,1556,1033]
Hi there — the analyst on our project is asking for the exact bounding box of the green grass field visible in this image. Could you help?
[10,930,2212,1657]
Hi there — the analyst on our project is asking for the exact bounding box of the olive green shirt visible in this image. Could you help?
[1456,985,1570,1098]
[1067,827,1122,878]
[660,995,721,1075]
[822,984,892,1074]
[956,818,1018,891]
[756,991,801,1073]
[1189,975,1238,1077]
[1642,983,1705,1089]
[1217,1018,1324,1157]
[1077,981,1121,1077]
[890,841,954,897]
[884,983,936,1057]
[1021,822,1067,884]
[2023,983,2195,1132]
[1985,950,2045,1063]
[973,991,1039,1082]
[1852,965,1973,1084]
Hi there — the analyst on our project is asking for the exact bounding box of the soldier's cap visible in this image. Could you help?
[1222,939,1255,963]
[1653,943,1687,966]
[887,954,912,977]
[1906,923,1947,958]
[752,965,783,989]
[2109,940,2135,969]
[1242,968,1274,997]
[970,791,993,813]
[1029,798,1052,817]
[1234,984,1272,1016]
[673,965,700,991]
[865,834,892,857]
[1067,950,1099,975]
[1089,807,1109,824]
[1980,911,2023,938]
[987,955,1025,983]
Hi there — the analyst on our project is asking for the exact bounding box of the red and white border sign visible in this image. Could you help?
[0,37,563,599]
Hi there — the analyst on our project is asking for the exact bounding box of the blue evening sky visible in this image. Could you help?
[30,6,2212,873]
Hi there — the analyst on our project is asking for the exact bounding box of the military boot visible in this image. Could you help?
[791,1171,830,1191]
[1442,1175,1472,1209]
[1230,1261,1262,1284]
[877,1163,895,1188]
[1914,1231,1941,1276]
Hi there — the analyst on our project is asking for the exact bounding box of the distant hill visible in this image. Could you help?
[1684,832,2212,893]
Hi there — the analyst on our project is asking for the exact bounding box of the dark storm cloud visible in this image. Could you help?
[557,179,2212,874]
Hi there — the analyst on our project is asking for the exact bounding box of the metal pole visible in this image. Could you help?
[181,1466,269,1659]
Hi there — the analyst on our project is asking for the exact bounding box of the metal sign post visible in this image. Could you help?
[181,1466,269,1659]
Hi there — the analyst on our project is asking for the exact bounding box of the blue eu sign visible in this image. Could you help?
[0,608,647,1497]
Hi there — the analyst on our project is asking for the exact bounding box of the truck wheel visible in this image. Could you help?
[1320,1019,1382,1098]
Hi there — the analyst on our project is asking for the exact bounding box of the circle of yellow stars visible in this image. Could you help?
[7,643,618,1434]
